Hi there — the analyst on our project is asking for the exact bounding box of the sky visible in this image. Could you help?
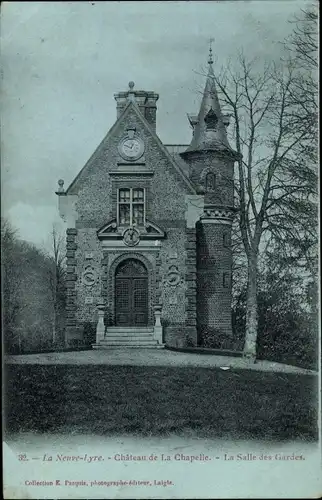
[1,0,312,250]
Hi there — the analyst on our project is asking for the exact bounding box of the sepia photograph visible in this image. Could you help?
[1,1,320,498]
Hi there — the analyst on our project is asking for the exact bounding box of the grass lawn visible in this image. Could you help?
[4,364,318,441]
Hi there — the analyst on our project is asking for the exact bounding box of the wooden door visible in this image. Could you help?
[115,259,148,326]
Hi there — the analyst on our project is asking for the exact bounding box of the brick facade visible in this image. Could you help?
[196,221,233,342]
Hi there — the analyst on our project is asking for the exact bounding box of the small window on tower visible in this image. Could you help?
[205,172,216,192]
[223,272,230,288]
[223,233,230,247]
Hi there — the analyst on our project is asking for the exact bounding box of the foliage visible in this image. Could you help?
[232,267,318,370]
[2,218,67,353]
[1,218,21,349]
[83,322,96,346]
[201,329,234,350]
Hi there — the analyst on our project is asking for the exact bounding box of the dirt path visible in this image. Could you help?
[4,348,316,374]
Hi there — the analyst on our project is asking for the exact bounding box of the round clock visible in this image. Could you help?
[119,137,144,160]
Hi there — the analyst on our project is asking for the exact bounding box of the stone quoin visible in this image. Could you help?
[56,47,239,349]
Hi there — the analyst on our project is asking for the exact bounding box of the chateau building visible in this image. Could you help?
[56,49,239,348]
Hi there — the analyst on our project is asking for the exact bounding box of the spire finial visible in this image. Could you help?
[208,38,214,65]
[127,81,135,102]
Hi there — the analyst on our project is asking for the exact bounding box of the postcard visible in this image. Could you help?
[2,1,320,498]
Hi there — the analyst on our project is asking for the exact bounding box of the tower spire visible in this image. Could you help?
[184,43,235,155]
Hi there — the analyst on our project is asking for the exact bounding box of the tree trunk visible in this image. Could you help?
[52,322,56,346]
[52,302,57,346]
[17,328,22,354]
[243,253,258,361]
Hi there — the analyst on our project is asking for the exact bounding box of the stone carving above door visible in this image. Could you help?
[123,227,140,247]
[97,218,166,241]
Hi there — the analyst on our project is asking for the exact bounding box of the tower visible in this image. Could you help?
[181,45,239,345]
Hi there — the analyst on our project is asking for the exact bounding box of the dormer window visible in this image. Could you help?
[204,108,218,131]
[118,188,145,226]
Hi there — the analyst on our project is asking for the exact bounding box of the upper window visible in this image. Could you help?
[118,188,145,226]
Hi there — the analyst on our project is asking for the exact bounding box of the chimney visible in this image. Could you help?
[114,82,159,131]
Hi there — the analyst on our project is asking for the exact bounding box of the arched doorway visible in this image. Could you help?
[115,258,149,326]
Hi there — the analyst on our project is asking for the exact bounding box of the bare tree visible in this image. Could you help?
[46,224,66,346]
[285,6,318,71]
[211,44,317,360]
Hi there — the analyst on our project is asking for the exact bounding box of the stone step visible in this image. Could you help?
[98,339,157,345]
[100,337,155,344]
[105,332,154,338]
[93,336,156,344]
[94,326,162,349]
[99,339,155,345]
[105,327,154,332]
[92,344,165,349]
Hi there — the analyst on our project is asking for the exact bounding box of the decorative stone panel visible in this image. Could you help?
[158,226,187,345]
[74,228,104,324]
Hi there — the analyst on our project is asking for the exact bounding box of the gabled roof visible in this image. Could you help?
[65,99,196,195]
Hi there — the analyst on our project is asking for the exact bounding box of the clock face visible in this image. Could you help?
[119,137,144,160]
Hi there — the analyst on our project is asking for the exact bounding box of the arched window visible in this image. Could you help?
[205,172,216,191]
